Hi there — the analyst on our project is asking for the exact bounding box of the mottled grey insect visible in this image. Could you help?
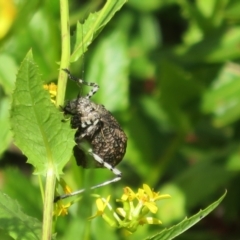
[54,69,127,202]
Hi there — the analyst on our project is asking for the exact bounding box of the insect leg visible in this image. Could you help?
[62,69,99,99]
[89,150,122,177]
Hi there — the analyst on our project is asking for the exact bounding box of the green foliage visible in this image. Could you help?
[202,62,240,127]
[147,191,227,240]
[86,30,129,111]
[0,0,240,239]
[10,51,75,176]
[0,191,41,240]
[0,97,12,156]
[71,0,127,62]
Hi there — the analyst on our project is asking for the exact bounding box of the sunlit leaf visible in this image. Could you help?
[0,54,17,95]
[71,0,127,62]
[10,50,75,176]
[146,191,227,240]
[86,31,129,111]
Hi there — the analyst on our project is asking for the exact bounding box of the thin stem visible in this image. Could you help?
[42,1,70,239]
[42,168,56,240]
[56,0,71,107]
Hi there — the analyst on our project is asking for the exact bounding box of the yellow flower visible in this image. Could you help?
[135,184,171,213]
[88,196,111,220]
[54,201,71,216]
[0,0,16,39]
[121,186,136,201]
[143,184,171,201]
[43,82,57,96]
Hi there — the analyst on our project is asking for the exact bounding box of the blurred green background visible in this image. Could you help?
[1,0,240,239]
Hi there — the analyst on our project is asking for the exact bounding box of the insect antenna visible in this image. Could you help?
[54,173,121,202]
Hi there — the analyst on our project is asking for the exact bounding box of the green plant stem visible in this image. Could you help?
[41,1,70,239]
[56,0,71,107]
[42,168,56,240]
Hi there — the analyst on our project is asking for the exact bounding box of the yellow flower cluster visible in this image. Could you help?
[54,183,170,234]
[89,184,171,233]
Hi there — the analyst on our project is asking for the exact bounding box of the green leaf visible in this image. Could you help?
[0,191,41,240]
[86,31,129,111]
[124,111,156,177]
[0,230,14,240]
[202,62,240,127]
[128,0,165,12]
[225,1,240,20]
[1,8,60,81]
[175,161,232,209]
[179,27,240,63]
[0,54,17,95]
[159,60,201,133]
[70,0,127,62]
[227,149,240,171]
[10,50,75,176]
[0,97,12,157]
[2,169,42,219]
[146,191,227,240]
